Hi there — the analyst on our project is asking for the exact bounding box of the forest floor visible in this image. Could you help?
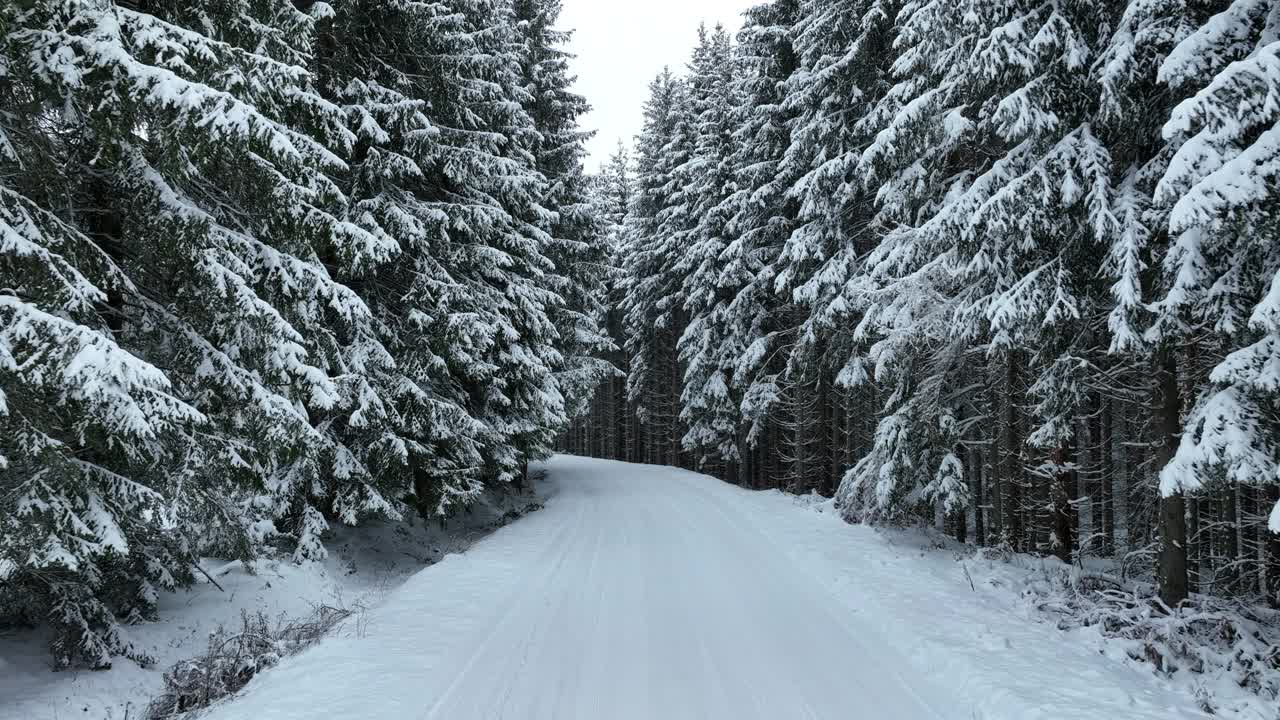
[0,485,541,720]
[85,455,1236,720]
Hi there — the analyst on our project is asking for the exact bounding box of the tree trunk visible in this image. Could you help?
[1266,486,1280,608]
[1156,350,1188,609]
[819,374,836,498]
[989,421,1003,543]
[970,444,986,547]
[1187,497,1200,594]
[1101,395,1115,555]
[1051,443,1073,564]
[1001,353,1024,551]
[1217,486,1239,594]
[954,444,969,545]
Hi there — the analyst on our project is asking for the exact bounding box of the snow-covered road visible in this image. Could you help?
[205,457,1206,720]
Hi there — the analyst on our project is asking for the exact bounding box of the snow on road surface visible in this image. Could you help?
[201,457,1206,720]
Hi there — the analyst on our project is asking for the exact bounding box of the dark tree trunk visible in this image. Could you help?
[1156,350,1188,609]
[1001,353,1024,551]
[819,374,836,498]
[84,173,126,335]
[989,421,1003,543]
[1219,486,1239,594]
[1187,497,1200,594]
[1101,395,1116,555]
[630,397,644,464]
[1051,443,1074,564]
[954,444,969,545]
[1088,394,1104,555]
[768,419,782,489]
[970,444,986,547]
[1266,486,1280,608]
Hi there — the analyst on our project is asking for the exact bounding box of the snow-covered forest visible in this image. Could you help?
[1,0,610,668]
[2,0,1280,710]
[566,0,1280,615]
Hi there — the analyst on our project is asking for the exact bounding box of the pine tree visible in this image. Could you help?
[716,0,803,485]
[594,142,636,460]
[514,0,615,429]
[841,0,1128,555]
[677,25,745,471]
[2,0,390,666]
[1090,0,1214,605]
[304,0,494,517]
[1,0,606,670]
[429,0,567,485]
[1153,0,1280,602]
[622,69,688,465]
[770,0,901,495]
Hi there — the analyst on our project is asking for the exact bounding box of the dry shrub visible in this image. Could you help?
[978,548,1280,714]
[146,604,354,719]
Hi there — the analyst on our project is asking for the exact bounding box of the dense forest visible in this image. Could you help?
[0,0,609,667]
[563,0,1280,614]
[3,0,1280,679]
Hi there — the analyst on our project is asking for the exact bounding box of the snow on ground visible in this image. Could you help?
[787,492,1277,719]
[0,486,540,720]
[125,456,1212,720]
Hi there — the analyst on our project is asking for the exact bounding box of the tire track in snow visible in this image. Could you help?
[196,457,1209,720]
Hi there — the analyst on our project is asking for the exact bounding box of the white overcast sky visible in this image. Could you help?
[560,0,758,170]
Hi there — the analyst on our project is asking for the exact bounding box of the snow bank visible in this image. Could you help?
[0,486,542,720]
[703,481,1211,720]
[779,491,1277,719]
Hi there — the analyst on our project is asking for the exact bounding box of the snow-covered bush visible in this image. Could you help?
[981,548,1280,715]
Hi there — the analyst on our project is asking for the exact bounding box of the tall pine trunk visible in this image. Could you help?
[1101,395,1116,555]
[970,443,986,546]
[1051,442,1074,564]
[1266,486,1280,608]
[1001,353,1024,551]
[1156,350,1188,608]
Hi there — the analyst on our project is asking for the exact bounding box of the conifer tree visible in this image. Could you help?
[514,0,615,426]
[716,0,804,482]
[305,0,494,516]
[1154,0,1280,601]
[595,142,637,460]
[1093,0,1213,606]
[1,0,390,666]
[677,25,745,470]
[622,69,688,465]
[412,0,568,486]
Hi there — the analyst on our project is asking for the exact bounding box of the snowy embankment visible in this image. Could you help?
[0,487,541,720]
[115,456,1213,720]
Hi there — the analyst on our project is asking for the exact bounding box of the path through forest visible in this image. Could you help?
[202,457,1206,719]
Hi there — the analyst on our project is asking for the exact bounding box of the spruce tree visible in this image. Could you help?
[305,0,493,516]
[677,25,745,470]
[514,0,615,427]
[717,0,804,478]
[428,0,567,485]
[1154,0,1280,573]
[622,69,688,465]
[1,0,386,666]
[596,142,636,460]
